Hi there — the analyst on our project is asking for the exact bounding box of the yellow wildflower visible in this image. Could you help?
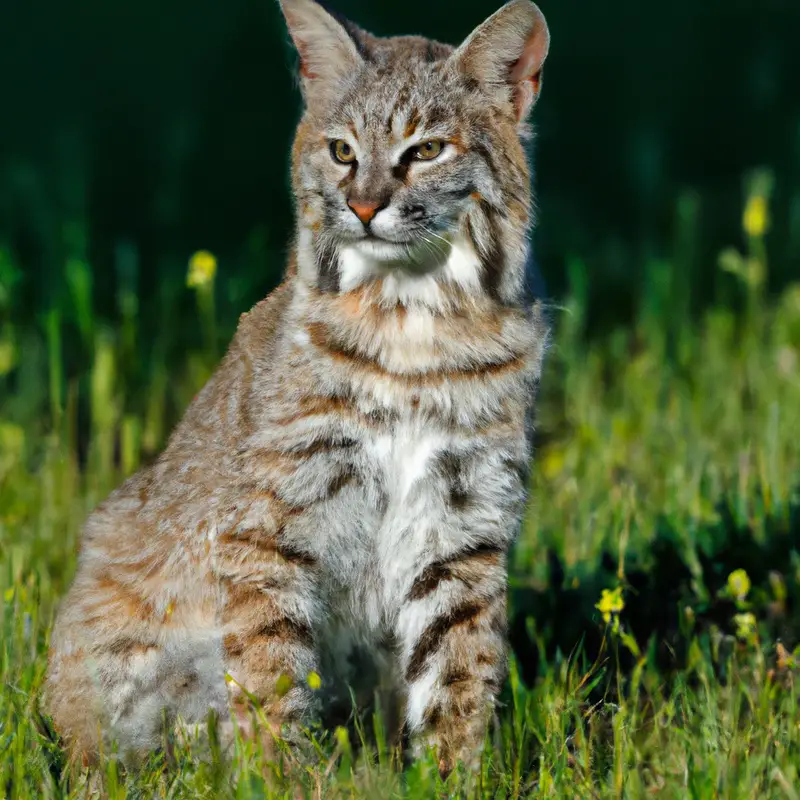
[596,586,625,630]
[335,726,350,748]
[726,569,751,603]
[275,673,293,698]
[733,611,757,643]
[743,194,769,238]
[187,250,217,288]
[307,671,322,690]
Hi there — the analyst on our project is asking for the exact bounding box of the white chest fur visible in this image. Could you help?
[366,424,445,507]
[358,423,456,622]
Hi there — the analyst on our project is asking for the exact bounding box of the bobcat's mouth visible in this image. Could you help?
[351,233,453,273]
[361,230,410,244]
[354,237,410,260]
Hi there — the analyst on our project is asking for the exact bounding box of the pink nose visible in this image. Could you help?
[347,200,381,225]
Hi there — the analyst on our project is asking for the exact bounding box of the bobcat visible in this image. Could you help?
[44,0,551,777]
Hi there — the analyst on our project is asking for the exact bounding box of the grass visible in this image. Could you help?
[1,172,800,797]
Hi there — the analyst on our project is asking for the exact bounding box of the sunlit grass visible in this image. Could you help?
[0,178,799,797]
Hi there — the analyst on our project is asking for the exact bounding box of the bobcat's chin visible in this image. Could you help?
[349,234,454,273]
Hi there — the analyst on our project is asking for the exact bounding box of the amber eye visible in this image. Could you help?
[413,141,444,161]
[331,139,356,164]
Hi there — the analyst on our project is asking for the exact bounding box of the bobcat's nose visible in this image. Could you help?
[347,199,384,226]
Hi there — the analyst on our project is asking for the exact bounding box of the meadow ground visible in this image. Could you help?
[1,179,799,798]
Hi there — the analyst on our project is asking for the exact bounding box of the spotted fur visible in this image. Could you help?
[44,0,551,777]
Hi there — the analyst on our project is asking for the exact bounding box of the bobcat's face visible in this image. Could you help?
[303,59,498,270]
[283,0,550,300]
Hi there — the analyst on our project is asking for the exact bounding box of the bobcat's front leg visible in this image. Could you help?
[216,534,322,758]
[397,541,509,777]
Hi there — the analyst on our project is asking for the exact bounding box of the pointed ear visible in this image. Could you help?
[453,0,550,121]
[279,0,364,96]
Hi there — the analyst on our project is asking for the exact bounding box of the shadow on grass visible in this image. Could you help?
[509,496,800,686]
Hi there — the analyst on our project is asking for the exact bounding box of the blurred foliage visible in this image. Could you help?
[1,0,799,344]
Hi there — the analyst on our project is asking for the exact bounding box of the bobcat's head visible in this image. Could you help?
[281,0,550,304]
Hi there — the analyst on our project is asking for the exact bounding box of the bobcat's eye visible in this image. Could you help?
[413,141,444,161]
[331,140,356,164]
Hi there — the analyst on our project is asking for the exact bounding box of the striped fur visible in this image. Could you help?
[43,0,551,777]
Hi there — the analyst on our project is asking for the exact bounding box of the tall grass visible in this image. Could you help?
[0,173,799,797]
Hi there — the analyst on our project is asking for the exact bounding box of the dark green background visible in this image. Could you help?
[2,0,799,334]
